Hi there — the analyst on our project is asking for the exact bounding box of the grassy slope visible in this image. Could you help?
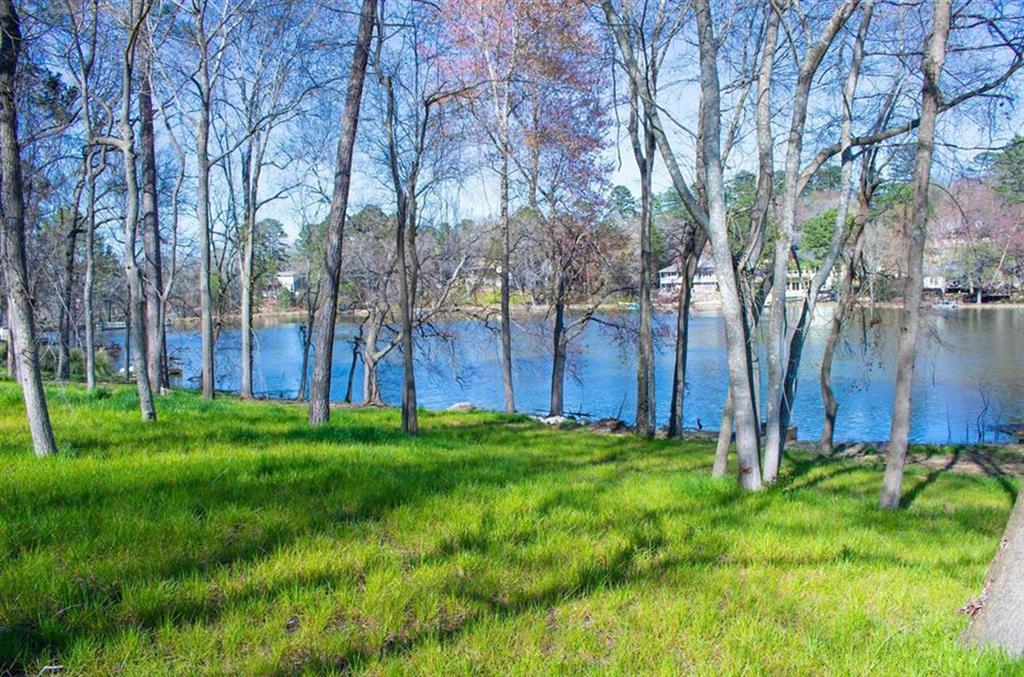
[0,380,1020,675]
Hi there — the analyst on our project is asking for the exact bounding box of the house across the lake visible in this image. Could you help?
[658,258,833,306]
[657,261,717,295]
[276,271,307,294]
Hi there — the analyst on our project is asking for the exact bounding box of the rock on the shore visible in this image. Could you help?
[447,402,477,412]
[535,415,571,426]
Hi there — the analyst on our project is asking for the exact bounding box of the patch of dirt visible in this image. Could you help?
[794,441,1024,478]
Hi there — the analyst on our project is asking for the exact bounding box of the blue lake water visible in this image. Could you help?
[102,306,1024,444]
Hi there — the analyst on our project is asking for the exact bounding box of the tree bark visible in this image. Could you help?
[879,0,950,509]
[397,196,417,434]
[667,248,692,437]
[4,301,15,380]
[549,296,566,417]
[498,133,515,413]
[631,96,656,436]
[57,177,85,381]
[819,221,865,453]
[343,326,360,404]
[378,65,419,435]
[774,0,875,469]
[309,0,376,425]
[115,0,157,421]
[239,142,256,399]
[0,0,57,456]
[962,491,1024,655]
[668,226,709,438]
[762,0,861,484]
[295,284,318,402]
[362,318,385,406]
[77,10,100,393]
[138,30,162,394]
[197,72,215,399]
[712,388,732,477]
[693,0,761,489]
[83,155,99,391]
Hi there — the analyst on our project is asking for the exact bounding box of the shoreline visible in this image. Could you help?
[150,384,1024,450]
[161,299,1024,328]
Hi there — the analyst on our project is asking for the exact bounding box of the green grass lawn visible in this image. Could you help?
[0,380,1020,675]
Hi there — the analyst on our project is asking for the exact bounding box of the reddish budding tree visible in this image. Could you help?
[439,0,572,413]
[509,9,615,416]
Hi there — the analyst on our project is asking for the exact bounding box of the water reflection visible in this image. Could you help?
[102,306,1024,444]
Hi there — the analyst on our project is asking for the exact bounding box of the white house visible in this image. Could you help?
[657,261,717,295]
[276,271,307,294]
[923,264,948,293]
[658,258,834,304]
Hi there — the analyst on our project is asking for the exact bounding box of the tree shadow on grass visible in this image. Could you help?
[0,418,725,674]
[2,397,1007,675]
[0,423,603,671]
[901,448,961,508]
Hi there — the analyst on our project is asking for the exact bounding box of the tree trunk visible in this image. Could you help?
[694,0,761,490]
[4,301,15,380]
[602,0,759,485]
[962,491,1024,655]
[123,305,131,383]
[712,388,732,477]
[362,320,384,406]
[343,326,360,404]
[549,296,566,417]
[668,230,708,438]
[633,110,656,437]
[819,177,874,454]
[116,0,157,421]
[83,161,97,390]
[197,101,215,399]
[239,143,256,400]
[0,0,57,456]
[309,0,376,425]
[819,226,864,454]
[667,257,692,438]
[766,0,871,481]
[363,360,383,406]
[763,58,834,482]
[57,186,83,381]
[880,0,950,509]
[498,134,515,413]
[239,248,253,398]
[296,314,312,401]
[624,64,658,436]
[397,203,417,435]
[139,34,163,394]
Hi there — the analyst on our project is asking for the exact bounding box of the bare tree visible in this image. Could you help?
[66,0,111,391]
[55,171,87,380]
[603,0,762,488]
[0,0,58,455]
[166,0,251,399]
[224,0,316,400]
[818,139,886,454]
[879,0,951,509]
[372,0,463,434]
[138,13,162,392]
[92,0,157,420]
[308,0,377,425]
[760,0,862,483]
